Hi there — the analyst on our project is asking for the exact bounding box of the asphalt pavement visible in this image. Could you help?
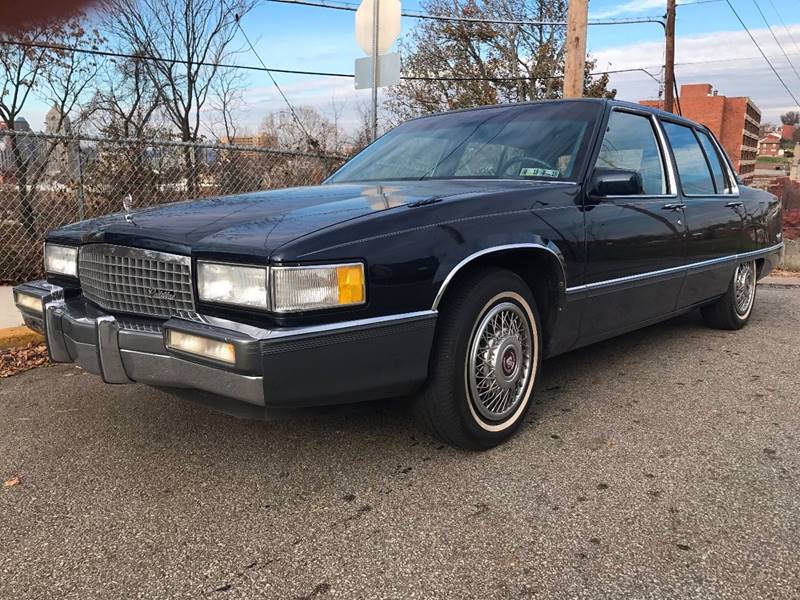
[1,286,799,599]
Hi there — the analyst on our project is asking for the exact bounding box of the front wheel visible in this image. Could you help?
[701,260,757,330]
[414,268,542,450]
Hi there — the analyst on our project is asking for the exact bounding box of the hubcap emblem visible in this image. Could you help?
[502,349,517,376]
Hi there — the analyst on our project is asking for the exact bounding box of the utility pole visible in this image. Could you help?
[564,0,588,98]
[664,0,676,113]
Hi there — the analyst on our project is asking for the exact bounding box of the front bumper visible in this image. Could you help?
[13,281,437,415]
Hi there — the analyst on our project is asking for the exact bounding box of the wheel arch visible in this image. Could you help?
[431,244,569,352]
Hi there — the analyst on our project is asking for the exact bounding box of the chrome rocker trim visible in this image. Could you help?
[565,243,784,294]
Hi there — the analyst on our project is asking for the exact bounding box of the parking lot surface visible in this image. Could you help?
[1,286,799,599]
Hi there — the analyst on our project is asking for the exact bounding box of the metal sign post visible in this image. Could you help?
[371,0,380,141]
[355,0,401,142]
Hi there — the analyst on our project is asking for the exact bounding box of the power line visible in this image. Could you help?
[262,0,665,27]
[13,34,797,90]
[0,38,355,78]
[0,38,659,84]
[765,0,800,56]
[673,51,800,67]
[618,51,800,73]
[723,0,800,105]
[750,0,800,84]
[406,67,661,83]
[233,15,319,149]
[676,0,724,5]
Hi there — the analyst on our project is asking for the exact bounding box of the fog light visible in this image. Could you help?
[166,330,236,364]
[14,291,43,314]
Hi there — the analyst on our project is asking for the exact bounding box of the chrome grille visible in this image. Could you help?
[79,244,194,318]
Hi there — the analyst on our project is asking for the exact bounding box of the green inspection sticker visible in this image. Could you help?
[519,167,560,178]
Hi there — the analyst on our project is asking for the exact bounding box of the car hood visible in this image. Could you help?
[48,180,562,259]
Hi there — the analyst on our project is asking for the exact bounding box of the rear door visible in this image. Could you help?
[660,121,745,307]
[580,107,688,341]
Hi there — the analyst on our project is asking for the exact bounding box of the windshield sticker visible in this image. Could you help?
[519,167,560,178]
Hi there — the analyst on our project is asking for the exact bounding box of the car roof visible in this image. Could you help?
[607,99,705,129]
[407,97,709,132]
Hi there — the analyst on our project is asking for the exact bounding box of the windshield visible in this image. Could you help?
[328,102,602,184]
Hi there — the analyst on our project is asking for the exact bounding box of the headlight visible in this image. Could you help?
[44,244,78,277]
[271,263,365,312]
[14,291,43,314]
[197,262,268,309]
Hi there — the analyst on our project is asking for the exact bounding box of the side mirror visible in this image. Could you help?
[590,168,644,198]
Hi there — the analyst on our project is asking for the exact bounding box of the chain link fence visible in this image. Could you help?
[0,131,347,284]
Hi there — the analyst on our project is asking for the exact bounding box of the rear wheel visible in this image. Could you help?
[701,260,757,330]
[414,268,542,450]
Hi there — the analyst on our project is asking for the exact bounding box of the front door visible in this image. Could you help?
[580,108,688,342]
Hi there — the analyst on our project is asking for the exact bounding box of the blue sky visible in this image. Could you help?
[20,0,800,134]
[230,0,800,131]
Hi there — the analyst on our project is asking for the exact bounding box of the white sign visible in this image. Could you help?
[355,0,401,55]
[354,52,401,89]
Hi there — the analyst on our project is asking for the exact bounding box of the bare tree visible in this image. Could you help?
[0,17,102,237]
[83,54,170,213]
[105,0,256,195]
[90,54,163,139]
[350,99,388,152]
[260,106,344,154]
[386,0,615,122]
[780,111,800,126]
[205,67,247,142]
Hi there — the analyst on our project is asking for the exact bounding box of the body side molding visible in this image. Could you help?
[565,242,784,294]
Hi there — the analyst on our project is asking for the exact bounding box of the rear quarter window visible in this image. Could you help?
[662,122,716,195]
[696,130,730,193]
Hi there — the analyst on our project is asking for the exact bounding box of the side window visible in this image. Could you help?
[595,111,667,195]
[662,122,716,195]
[696,130,730,193]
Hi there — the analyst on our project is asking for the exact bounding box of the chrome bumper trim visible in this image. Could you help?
[120,349,265,405]
[14,280,439,409]
[14,280,266,406]
[44,302,71,363]
[96,316,133,384]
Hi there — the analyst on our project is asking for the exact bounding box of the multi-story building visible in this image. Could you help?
[43,107,80,181]
[0,118,38,183]
[225,133,277,148]
[759,133,783,157]
[640,83,761,183]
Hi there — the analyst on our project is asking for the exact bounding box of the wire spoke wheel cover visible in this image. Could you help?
[466,293,537,428]
[734,260,756,317]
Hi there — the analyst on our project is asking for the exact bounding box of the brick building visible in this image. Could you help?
[225,133,277,148]
[759,133,782,157]
[640,83,761,183]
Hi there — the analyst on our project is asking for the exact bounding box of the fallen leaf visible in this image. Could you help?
[0,343,49,378]
[3,476,21,488]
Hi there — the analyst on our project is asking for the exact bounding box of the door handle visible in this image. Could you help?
[661,202,686,211]
[725,201,744,208]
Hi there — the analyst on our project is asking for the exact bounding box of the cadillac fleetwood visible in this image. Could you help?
[14,99,783,449]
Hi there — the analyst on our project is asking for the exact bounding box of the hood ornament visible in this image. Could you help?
[123,194,134,223]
